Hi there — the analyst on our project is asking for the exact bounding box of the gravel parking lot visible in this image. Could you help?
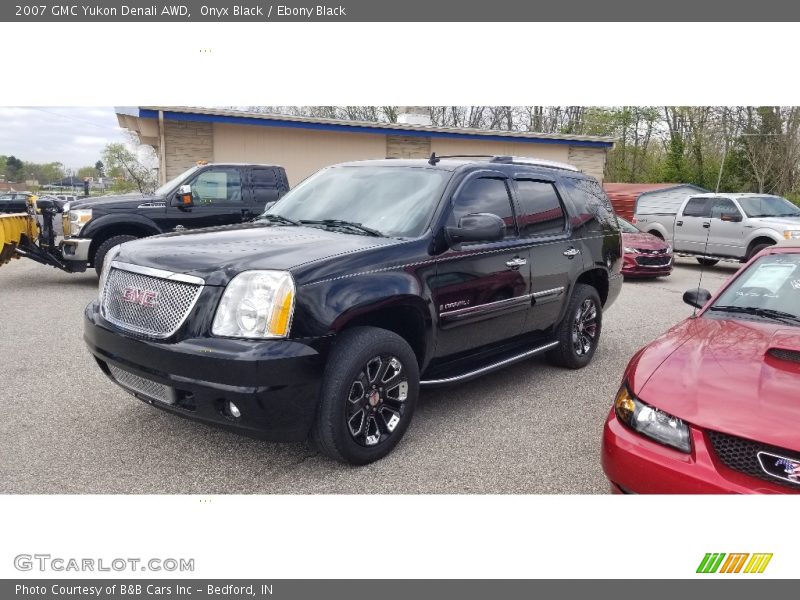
[0,257,739,494]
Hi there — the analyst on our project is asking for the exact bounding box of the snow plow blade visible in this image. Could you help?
[0,213,38,266]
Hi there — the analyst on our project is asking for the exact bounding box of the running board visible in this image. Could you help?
[676,253,742,263]
[420,341,559,387]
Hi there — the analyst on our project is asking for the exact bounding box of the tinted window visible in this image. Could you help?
[561,176,615,234]
[683,198,711,218]
[515,180,566,236]
[452,177,516,237]
[709,198,738,219]
[251,167,280,205]
[190,168,243,204]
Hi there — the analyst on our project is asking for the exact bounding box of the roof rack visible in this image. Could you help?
[427,153,580,172]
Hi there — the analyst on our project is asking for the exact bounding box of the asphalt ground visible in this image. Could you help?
[0,256,740,494]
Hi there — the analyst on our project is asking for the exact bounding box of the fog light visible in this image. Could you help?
[227,401,241,418]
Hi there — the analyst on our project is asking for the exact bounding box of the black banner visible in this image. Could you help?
[1,0,796,22]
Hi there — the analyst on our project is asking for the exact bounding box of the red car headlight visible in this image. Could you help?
[614,384,691,453]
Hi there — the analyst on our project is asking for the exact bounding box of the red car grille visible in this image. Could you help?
[707,430,800,490]
[635,255,671,267]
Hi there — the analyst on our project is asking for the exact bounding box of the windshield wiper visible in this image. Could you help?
[298,219,384,237]
[257,213,300,226]
[709,305,800,324]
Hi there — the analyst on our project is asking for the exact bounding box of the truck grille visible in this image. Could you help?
[707,430,800,490]
[101,263,203,339]
[108,364,174,404]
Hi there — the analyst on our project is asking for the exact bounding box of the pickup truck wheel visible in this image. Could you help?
[94,235,137,276]
[547,283,602,369]
[747,242,774,261]
[312,327,420,465]
[696,258,719,267]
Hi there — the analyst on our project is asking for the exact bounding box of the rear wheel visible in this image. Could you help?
[547,283,603,369]
[312,327,420,465]
[696,258,719,267]
[94,235,137,276]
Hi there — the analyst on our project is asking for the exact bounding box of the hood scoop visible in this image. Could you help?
[768,348,800,364]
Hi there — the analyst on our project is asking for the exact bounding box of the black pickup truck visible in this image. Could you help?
[84,156,622,464]
[62,162,289,274]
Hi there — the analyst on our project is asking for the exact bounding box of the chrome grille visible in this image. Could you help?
[108,364,174,405]
[101,262,203,338]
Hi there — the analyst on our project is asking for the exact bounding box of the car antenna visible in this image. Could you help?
[428,152,440,166]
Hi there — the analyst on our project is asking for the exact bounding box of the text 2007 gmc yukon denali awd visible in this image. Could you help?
[83,156,623,464]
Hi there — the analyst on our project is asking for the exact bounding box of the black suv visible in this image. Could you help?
[84,156,622,464]
[61,162,289,274]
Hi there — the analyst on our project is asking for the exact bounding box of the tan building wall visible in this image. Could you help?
[156,119,608,185]
[163,120,214,180]
[212,123,387,186]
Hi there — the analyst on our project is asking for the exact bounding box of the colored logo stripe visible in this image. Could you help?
[697,553,772,574]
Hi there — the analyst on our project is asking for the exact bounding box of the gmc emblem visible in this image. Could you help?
[121,286,159,308]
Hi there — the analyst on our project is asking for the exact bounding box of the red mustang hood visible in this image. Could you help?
[632,317,800,452]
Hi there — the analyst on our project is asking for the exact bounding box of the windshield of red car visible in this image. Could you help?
[616,217,640,234]
[712,253,800,322]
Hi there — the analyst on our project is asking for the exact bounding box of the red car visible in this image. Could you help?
[618,216,673,278]
[602,244,800,493]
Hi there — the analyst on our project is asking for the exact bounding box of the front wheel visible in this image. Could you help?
[94,234,138,276]
[696,258,719,267]
[746,242,774,261]
[312,327,420,465]
[547,283,603,369]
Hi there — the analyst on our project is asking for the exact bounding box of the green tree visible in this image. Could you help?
[95,160,105,178]
[5,155,24,182]
[102,142,157,194]
[77,166,97,179]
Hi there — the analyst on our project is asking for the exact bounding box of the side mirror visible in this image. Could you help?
[172,184,194,208]
[719,212,742,222]
[683,288,712,309]
[445,213,505,246]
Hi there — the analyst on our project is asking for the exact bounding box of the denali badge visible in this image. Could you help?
[121,287,159,308]
[757,451,800,484]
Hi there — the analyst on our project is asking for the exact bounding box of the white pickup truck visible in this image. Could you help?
[634,193,800,265]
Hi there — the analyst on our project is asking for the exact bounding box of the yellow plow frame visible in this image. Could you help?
[0,213,39,266]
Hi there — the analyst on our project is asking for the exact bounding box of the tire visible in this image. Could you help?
[94,235,137,276]
[747,242,774,261]
[547,283,603,370]
[696,258,719,267]
[312,326,420,465]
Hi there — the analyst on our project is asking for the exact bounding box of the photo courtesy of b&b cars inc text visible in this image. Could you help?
[2,105,800,494]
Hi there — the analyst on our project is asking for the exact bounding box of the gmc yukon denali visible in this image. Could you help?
[83,156,623,464]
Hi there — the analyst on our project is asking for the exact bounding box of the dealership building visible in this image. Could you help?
[116,106,615,186]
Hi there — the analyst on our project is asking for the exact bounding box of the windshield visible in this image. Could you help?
[737,196,800,218]
[616,216,640,234]
[711,253,800,324]
[153,165,201,196]
[263,166,452,238]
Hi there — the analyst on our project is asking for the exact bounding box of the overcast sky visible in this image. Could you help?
[0,107,129,170]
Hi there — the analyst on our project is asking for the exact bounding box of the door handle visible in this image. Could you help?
[563,248,580,258]
[702,221,711,229]
[505,257,527,269]
[676,220,683,226]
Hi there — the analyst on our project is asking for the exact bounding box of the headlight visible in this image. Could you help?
[624,247,640,254]
[614,384,691,453]
[666,245,673,254]
[98,244,122,298]
[212,270,295,339]
[68,208,92,236]
[783,230,800,240]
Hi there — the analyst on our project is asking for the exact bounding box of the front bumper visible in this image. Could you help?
[61,237,91,263]
[621,254,673,277]
[84,301,329,441]
[601,408,795,494]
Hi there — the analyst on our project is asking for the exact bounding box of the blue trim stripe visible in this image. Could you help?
[138,109,613,148]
